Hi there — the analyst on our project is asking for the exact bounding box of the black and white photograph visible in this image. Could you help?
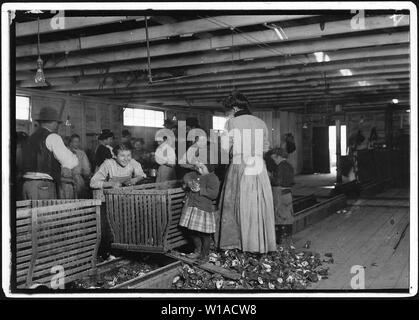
[1,2,417,301]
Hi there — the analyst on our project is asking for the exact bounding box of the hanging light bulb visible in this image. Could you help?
[303,123,308,129]
[34,16,49,87]
[34,57,47,85]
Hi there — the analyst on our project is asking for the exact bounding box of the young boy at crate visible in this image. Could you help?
[266,147,295,247]
[179,160,220,262]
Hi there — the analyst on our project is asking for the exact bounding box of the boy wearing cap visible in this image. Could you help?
[267,147,295,246]
[22,107,78,199]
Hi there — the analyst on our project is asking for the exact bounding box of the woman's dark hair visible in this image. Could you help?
[223,91,250,111]
[113,143,132,156]
[122,129,131,138]
[70,133,80,141]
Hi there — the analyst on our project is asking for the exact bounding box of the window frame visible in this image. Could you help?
[16,95,31,121]
[123,107,165,128]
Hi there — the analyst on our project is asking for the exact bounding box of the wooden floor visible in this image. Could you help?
[292,173,336,198]
[293,188,410,290]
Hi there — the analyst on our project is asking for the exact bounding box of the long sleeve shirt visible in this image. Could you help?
[270,160,295,188]
[183,171,220,212]
[222,114,271,164]
[72,148,91,177]
[90,158,146,189]
[23,132,79,180]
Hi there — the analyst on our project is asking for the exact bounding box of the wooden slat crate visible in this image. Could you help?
[104,180,192,253]
[16,199,101,289]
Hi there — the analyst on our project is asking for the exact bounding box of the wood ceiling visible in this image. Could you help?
[14,11,410,112]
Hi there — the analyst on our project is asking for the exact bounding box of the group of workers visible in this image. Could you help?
[16,91,296,262]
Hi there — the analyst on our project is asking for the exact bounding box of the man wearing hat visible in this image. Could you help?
[22,106,79,199]
[267,147,295,246]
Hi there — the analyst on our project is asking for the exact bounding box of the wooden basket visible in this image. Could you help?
[104,180,189,253]
[16,199,101,289]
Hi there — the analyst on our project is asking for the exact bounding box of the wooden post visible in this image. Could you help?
[335,104,342,184]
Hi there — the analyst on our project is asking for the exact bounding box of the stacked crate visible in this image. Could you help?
[104,180,189,253]
[16,199,101,289]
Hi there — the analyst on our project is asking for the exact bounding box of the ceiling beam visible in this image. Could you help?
[190,91,410,108]
[17,57,409,89]
[94,83,410,104]
[16,16,146,37]
[45,63,409,95]
[17,15,315,57]
[16,43,409,81]
[16,29,409,72]
[73,73,409,99]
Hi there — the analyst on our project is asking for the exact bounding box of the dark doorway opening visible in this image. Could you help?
[312,127,330,173]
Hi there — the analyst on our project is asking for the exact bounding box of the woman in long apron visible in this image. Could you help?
[217,91,276,254]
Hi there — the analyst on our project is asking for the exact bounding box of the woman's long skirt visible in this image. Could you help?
[217,163,277,253]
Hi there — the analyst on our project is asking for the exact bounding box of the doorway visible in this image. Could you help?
[328,125,347,172]
[312,127,330,173]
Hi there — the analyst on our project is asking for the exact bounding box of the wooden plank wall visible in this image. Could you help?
[16,88,123,155]
[253,110,303,174]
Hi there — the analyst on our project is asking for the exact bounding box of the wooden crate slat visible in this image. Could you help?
[103,180,188,253]
[130,191,136,245]
[16,199,100,288]
[147,194,153,246]
[17,243,97,272]
[17,244,92,277]
[134,194,140,245]
[17,238,97,265]
[31,261,94,285]
[28,253,95,280]
[17,232,97,258]
[20,213,96,233]
[167,239,189,250]
[33,220,97,242]
[138,194,144,245]
[115,194,122,243]
[17,200,100,219]
[17,264,93,288]
[16,218,32,227]
[36,207,96,223]
[26,226,97,246]
[16,200,32,208]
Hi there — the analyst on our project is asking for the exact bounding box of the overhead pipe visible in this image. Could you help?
[144,15,153,84]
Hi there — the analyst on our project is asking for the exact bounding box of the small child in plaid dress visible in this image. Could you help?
[179,162,220,262]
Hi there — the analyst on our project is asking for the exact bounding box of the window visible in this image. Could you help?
[16,96,30,120]
[212,116,228,131]
[123,108,164,128]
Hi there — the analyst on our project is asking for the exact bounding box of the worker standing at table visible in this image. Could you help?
[22,107,78,200]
